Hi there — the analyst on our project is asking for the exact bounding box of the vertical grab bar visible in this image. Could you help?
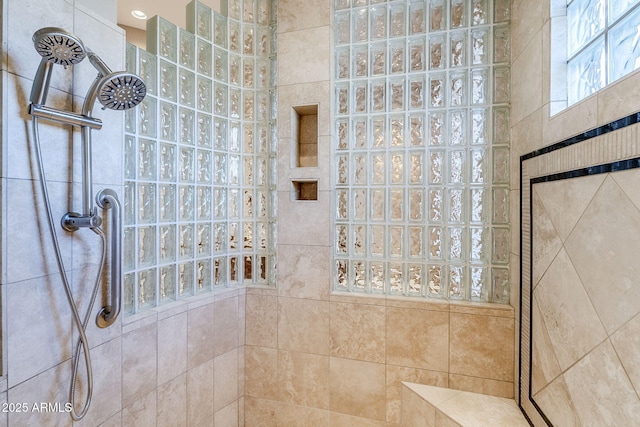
[96,189,122,328]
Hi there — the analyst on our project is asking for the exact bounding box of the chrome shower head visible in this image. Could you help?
[32,27,86,67]
[96,72,147,110]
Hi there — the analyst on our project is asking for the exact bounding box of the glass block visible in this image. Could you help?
[336,189,349,220]
[389,262,403,294]
[410,114,424,146]
[409,1,426,34]
[471,68,489,105]
[390,226,403,255]
[390,191,404,221]
[197,150,212,183]
[197,77,213,113]
[493,147,510,184]
[139,97,157,138]
[214,13,228,48]
[428,264,443,297]
[337,155,349,184]
[491,267,510,303]
[370,79,386,112]
[470,266,487,300]
[470,227,488,261]
[429,227,443,259]
[229,20,241,53]
[449,265,465,299]
[124,273,135,314]
[429,73,446,107]
[244,0,255,22]
[450,31,467,68]
[179,70,195,108]
[214,83,228,116]
[243,156,254,185]
[429,150,445,183]
[179,148,195,182]
[353,45,368,78]
[179,224,195,259]
[352,261,366,292]
[371,189,385,220]
[470,187,488,223]
[198,114,213,149]
[429,189,444,222]
[370,262,385,293]
[370,6,387,40]
[244,93,255,121]
[256,93,267,120]
[159,18,178,62]
[335,11,351,45]
[448,188,464,222]
[196,2,213,40]
[390,78,405,110]
[409,191,423,221]
[124,227,135,271]
[608,6,640,82]
[337,119,349,149]
[138,226,156,267]
[257,0,269,23]
[137,138,155,180]
[471,29,489,65]
[492,187,509,224]
[494,25,510,64]
[471,108,488,144]
[179,185,195,220]
[354,224,366,254]
[353,153,367,184]
[451,0,467,28]
[138,183,156,223]
[124,182,135,225]
[409,36,426,72]
[568,0,605,56]
[336,224,348,254]
[126,42,137,74]
[448,227,464,260]
[494,0,511,23]
[230,88,241,119]
[390,116,404,146]
[492,227,509,264]
[213,257,226,286]
[139,50,157,97]
[196,259,212,292]
[410,151,424,183]
[125,107,136,134]
[429,35,446,70]
[256,26,269,56]
[197,39,213,77]
[450,71,466,106]
[229,0,241,19]
[449,110,466,145]
[336,83,349,115]
[470,148,487,184]
[160,102,177,142]
[390,41,406,73]
[371,225,385,256]
[430,0,447,31]
[244,25,255,55]
[493,66,511,103]
[370,42,386,75]
[214,189,227,220]
[138,269,156,309]
[391,152,404,184]
[229,222,239,249]
[159,184,176,222]
[160,60,177,101]
[180,108,195,145]
[472,0,488,25]
[336,47,350,79]
[610,0,640,22]
[178,262,194,297]
[180,29,196,70]
[159,265,176,301]
[493,107,510,143]
[335,0,350,9]
[353,8,369,42]
[229,155,240,185]
[229,121,241,152]
[353,81,367,113]
[429,112,445,145]
[390,3,406,37]
[408,264,423,294]
[214,223,227,252]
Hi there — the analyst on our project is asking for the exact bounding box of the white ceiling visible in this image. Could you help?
[117,0,221,31]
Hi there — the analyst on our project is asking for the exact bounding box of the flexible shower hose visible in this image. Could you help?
[31,116,105,421]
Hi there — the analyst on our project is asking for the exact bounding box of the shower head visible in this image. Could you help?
[96,72,147,110]
[32,27,86,67]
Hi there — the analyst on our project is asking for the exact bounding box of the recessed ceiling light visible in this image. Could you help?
[131,9,148,20]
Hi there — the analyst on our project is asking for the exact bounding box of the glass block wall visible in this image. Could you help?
[567,0,640,105]
[333,0,511,303]
[123,0,277,314]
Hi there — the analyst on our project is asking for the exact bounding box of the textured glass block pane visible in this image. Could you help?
[337,119,349,149]
[180,108,195,145]
[354,8,369,42]
[409,227,423,258]
[336,47,350,79]
[493,147,509,184]
[429,35,446,70]
[470,227,488,260]
[370,79,386,112]
[244,25,255,55]
[179,186,195,220]
[354,189,366,220]
[198,40,213,77]
[371,42,387,75]
[472,0,488,25]
[139,50,157,97]
[256,27,269,56]
[160,265,176,301]
[258,0,269,23]
[160,60,177,101]
[214,223,227,251]
[568,37,605,102]
[494,25,511,64]
[492,188,509,224]
[429,150,445,183]
[353,45,368,78]
[450,0,466,28]
[229,54,241,85]
[178,262,194,297]
[391,153,404,184]
[335,259,349,291]
[196,259,212,292]
[179,30,196,70]
[371,6,387,39]
[429,227,443,259]
[410,152,424,184]
[371,225,385,256]
[353,119,367,148]
[409,1,426,34]
[244,0,255,22]
[214,48,228,82]
[158,184,176,222]
[390,41,406,73]
[159,143,177,183]
[409,37,426,71]
[409,115,424,146]
[568,0,605,56]
[353,81,367,113]
[139,226,156,267]
[180,148,195,182]
[448,189,464,222]
[470,188,488,223]
[198,114,213,149]
[450,31,467,68]
[158,18,178,62]
[449,110,466,145]
[197,77,213,112]
[493,66,511,103]
[352,261,366,291]
[125,136,135,180]
[471,29,489,65]
[491,267,510,303]
[159,225,176,263]
[336,224,348,254]
[430,0,447,31]
[608,6,640,82]
[371,189,385,221]
[370,262,385,292]
[230,88,242,119]
[409,191,423,221]
[138,183,156,223]
[390,116,404,146]
[390,190,404,220]
[137,139,156,180]
[449,265,465,299]
[449,150,465,184]
[197,150,212,183]
[410,75,425,109]
[138,269,156,309]
[337,154,348,185]
[229,256,239,282]
[493,107,510,143]
[471,109,488,144]
[229,20,241,53]
[390,78,405,110]
[390,3,406,37]
[353,154,367,184]
[429,112,445,145]
[428,265,443,297]
[244,93,255,120]
[124,227,135,271]
[429,189,444,222]
[336,83,349,115]
[371,117,385,147]
[336,189,349,220]
[139,97,157,138]
[492,227,509,263]
[429,73,446,107]
[390,226,403,256]
[335,0,350,9]
[228,155,240,185]
[449,227,464,260]
[214,13,228,48]
[229,222,239,249]
[214,189,227,220]
[470,149,487,184]
[124,273,135,314]
[470,266,487,300]
[335,11,351,45]
[354,225,366,255]
[610,0,640,22]
[160,102,177,141]
[494,0,511,23]
[389,262,403,294]
[450,72,466,106]
[214,84,228,116]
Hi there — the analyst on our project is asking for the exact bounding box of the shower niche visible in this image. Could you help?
[292,104,318,168]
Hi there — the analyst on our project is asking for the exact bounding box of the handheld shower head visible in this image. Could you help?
[33,27,86,67]
[96,72,147,111]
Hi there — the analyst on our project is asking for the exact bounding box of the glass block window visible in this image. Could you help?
[333,0,511,303]
[123,0,277,315]
[567,0,640,104]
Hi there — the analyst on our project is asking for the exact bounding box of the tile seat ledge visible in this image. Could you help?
[401,382,530,427]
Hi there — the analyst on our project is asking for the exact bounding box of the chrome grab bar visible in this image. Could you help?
[95,189,122,328]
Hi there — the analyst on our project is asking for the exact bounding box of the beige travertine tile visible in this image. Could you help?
[277,0,331,33]
[122,322,157,407]
[447,374,514,398]
[511,28,543,125]
[437,390,528,426]
[610,312,640,395]
[448,301,514,318]
[277,190,331,246]
[214,296,239,357]
[613,163,640,213]
[278,350,330,409]
[449,312,514,382]
[278,297,330,355]
[385,365,449,424]
[277,81,332,139]
[329,412,387,427]
[386,307,449,371]
[401,385,437,427]
[123,391,156,427]
[244,346,278,399]
[531,189,562,288]
[214,349,238,412]
[157,312,188,386]
[330,302,385,363]
[245,293,278,347]
[277,245,331,300]
[565,176,640,333]
[329,357,386,421]
[244,397,278,427]
[278,27,331,85]
[543,96,598,147]
[564,340,640,426]
[186,359,214,426]
[511,0,545,62]
[214,401,238,427]
[157,374,187,427]
[534,248,607,371]
[435,412,462,427]
[276,402,330,426]
[530,297,562,395]
[386,297,449,312]
[533,375,581,427]
[597,71,640,126]
[187,303,216,369]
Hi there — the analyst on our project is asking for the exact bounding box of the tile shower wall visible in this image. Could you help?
[333,0,511,303]
[0,0,244,425]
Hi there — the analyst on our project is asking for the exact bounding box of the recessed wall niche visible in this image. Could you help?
[292,104,318,167]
